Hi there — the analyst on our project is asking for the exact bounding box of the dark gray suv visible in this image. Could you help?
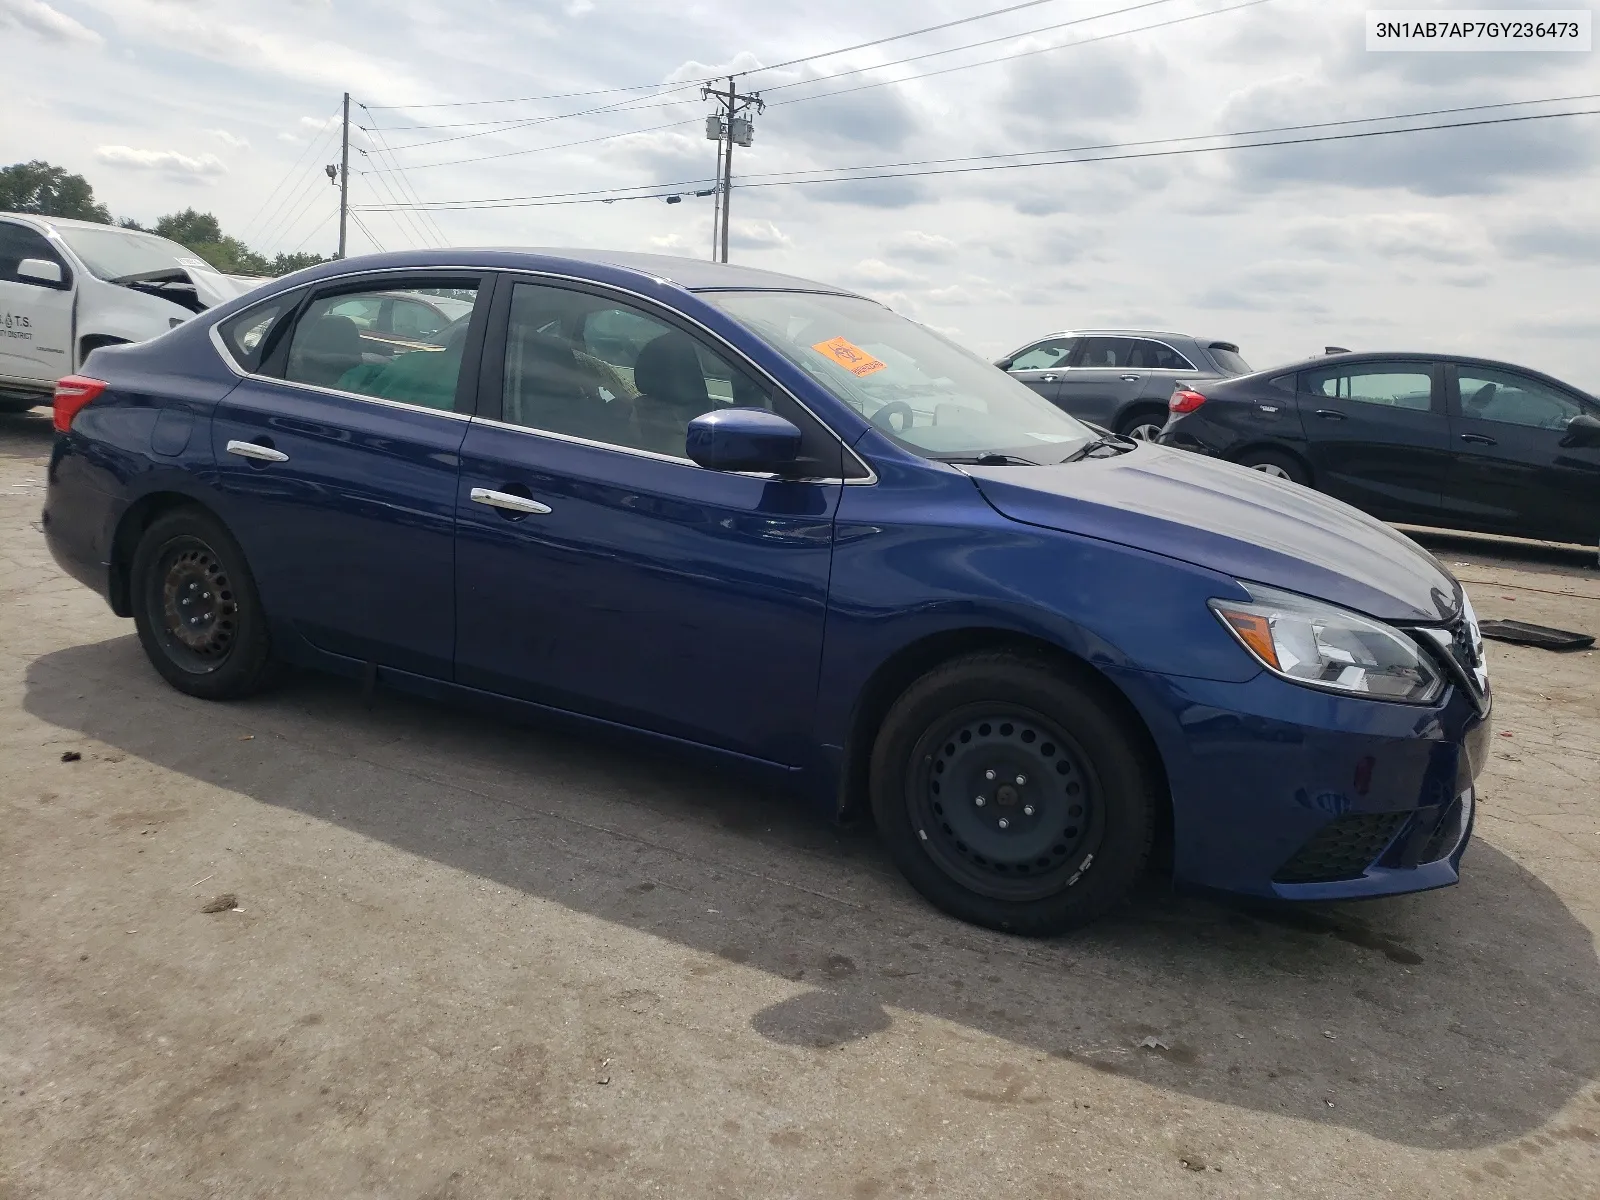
[996,330,1251,441]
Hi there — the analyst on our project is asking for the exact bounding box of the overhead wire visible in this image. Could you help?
[247,118,342,248]
[240,105,342,242]
[347,104,1600,211]
[357,110,451,244]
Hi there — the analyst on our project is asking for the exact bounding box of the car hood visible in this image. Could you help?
[964,445,1461,623]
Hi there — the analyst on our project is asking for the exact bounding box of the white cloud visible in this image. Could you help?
[728,219,789,250]
[0,0,101,46]
[564,0,595,13]
[208,129,251,150]
[883,231,956,263]
[841,258,924,287]
[95,145,228,177]
[1288,213,1491,265]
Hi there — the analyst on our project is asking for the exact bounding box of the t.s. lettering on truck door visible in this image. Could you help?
[811,335,887,378]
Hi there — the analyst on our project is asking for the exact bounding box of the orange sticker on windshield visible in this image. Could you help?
[812,335,887,378]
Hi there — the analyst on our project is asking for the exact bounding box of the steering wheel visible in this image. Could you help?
[871,401,915,434]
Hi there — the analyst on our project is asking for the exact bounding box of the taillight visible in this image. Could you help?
[53,375,108,432]
[1169,388,1206,414]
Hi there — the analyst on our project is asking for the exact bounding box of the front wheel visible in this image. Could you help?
[870,652,1158,935]
[130,507,277,700]
[1235,448,1311,486]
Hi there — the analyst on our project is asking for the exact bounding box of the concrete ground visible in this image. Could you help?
[2,405,1597,1199]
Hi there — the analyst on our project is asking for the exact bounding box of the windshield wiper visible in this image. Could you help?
[1063,433,1135,462]
[936,453,1041,466]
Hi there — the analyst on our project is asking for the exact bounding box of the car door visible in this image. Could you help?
[1056,336,1147,427]
[1443,362,1600,544]
[1002,336,1077,404]
[453,276,844,766]
[1298,359,1451,524]
[0,220,75,388]
[209,271,490,678]
[1127,337,1203,437]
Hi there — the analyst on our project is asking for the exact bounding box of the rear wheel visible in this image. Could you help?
[870,652,1158,935]
[130,508,277,700]
[1116,407,1168,443]
[1235,448,1311,486]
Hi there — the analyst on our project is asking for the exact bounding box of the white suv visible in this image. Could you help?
[0,213,260,412]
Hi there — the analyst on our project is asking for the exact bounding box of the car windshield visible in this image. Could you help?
[703,290,1095,463]
[55,225,210,282]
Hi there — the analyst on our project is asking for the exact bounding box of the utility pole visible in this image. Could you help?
[337,91,351,259]
[702,77,762,264]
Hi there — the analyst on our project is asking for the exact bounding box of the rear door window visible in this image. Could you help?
[282,278,483,411]
[1301,362,1436,412]
[216,291,302,372]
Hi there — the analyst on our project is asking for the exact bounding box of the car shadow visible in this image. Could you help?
[0,406,54,453]
[1405,527,1598,574]
[23,635,1600,1151]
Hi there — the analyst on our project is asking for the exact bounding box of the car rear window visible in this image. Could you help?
[1207,344,1251,375]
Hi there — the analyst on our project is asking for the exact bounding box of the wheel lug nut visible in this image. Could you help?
[1024,805,1035,816]
[998,818,1010,829]
[1015,775,1027,786]
[984,770,996,781]
[974,796,986,807]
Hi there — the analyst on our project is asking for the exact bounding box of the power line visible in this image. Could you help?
[347,105,1600,211]
[241,111,341,244]
[382,0,1252,173]
[357,111,450,244]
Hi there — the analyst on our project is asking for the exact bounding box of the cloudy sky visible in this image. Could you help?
[3,0,1596,380]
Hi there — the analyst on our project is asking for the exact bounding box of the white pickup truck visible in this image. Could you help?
[1,213,262,412]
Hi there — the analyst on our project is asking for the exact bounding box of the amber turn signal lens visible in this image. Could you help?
[1219,610,1280,670]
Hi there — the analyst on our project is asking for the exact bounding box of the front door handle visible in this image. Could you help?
[1460,432,1497,446]
[470,487,551,515]
[225,439,289,463]
[1313,409,1346,421]
[1041,373,1058,382]
[1120,373,1140,382]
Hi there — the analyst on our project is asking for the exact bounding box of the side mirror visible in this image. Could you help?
[686,407,803,473]
[17,258,64,286]
[993,357,1014,371]
[1560,412,1600,449]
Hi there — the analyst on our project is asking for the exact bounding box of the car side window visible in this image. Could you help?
[1009,338,1077,370]
[1069,336,1136,369]
[1129,339,1196,371]
[1457,366,1588,431]
[1301,363,1434,412]
[282,279,482,411]
[496,281,846,474]
[0,221,70,288]
[216,291,301,373]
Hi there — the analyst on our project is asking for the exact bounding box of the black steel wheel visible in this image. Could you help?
[910,704,1105,902]
[871,651,1158,935]
[130,507,277,700]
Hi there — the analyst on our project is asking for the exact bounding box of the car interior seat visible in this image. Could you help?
[290,314,364,388]
[506,332,630,443]
[631,332,714,455]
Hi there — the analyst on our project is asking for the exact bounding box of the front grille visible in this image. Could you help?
[1273,812,1410,884]
[1409,605,1491,715]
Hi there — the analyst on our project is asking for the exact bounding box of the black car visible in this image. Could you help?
[1159,352,1600,548]
[996,329,1250,441]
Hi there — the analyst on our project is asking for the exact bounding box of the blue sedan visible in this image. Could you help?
[41,249,1491,934]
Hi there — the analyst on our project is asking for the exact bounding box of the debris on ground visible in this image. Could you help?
[1138,1036,1170,1052]
[59,751,81,763]
[1479,619,1594,651]
[201,893,239,914]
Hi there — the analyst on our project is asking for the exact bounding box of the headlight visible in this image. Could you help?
[1210,584,1444,704]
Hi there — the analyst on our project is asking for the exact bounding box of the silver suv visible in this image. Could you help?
[996,329,1251,441]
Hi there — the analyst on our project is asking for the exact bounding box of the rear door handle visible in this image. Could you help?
[1040,373,1057,382]
[1313,409,1346,421]
[1460,432,1496,446]
[225,439,289,463]
[470,487,551,515]
[1120,373,1140,382]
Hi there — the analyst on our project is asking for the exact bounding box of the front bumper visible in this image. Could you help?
[1106,663,1489,901]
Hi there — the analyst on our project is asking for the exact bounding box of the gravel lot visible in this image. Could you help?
[3,406,1597,1199]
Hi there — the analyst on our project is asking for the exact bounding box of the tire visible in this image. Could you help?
[1115,407,1169,443]
[130,507,278,700]
[869,651,1158,935]
[1235,448,1311,486]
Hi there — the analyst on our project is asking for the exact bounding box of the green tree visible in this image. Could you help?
[0,160,111,222]
[152,208,271,275]
[269,251,328,274]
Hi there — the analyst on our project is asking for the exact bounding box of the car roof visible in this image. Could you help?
[1033,329,1240,346]
[282,247,865,297]
[1,212,152,233]
[1235,351,1595,399]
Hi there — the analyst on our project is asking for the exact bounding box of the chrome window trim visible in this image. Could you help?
[469,414,859,485]
[202,262,877,484]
